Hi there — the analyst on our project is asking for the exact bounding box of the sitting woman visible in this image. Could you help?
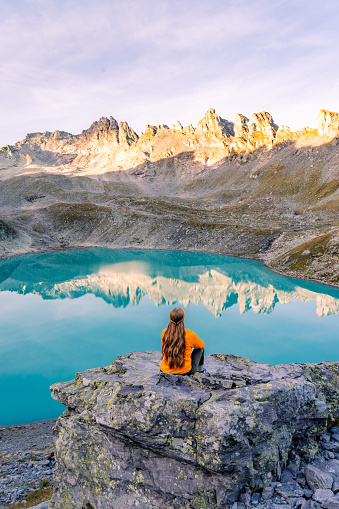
[160,307,205,375]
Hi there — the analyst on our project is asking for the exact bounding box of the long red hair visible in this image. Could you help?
[162,307,186,369]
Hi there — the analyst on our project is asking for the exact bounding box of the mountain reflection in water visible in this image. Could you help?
[0,248,339,317]
[2,248,339,426]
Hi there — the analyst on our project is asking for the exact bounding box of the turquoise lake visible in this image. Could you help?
[1,248,339,426]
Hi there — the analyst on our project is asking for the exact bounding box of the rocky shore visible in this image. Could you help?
[49,351,339,509]
[0,420,55,508]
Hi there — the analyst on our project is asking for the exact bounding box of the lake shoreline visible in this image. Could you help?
[1,243,339,292]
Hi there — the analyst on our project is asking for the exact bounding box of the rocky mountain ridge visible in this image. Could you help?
[0,108,338,287]
[1,108,337,174]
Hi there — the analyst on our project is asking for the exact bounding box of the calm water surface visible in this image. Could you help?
[1,248,339,425]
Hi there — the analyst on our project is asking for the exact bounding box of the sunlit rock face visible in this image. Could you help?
[2,108,337,176]
[1,249,338,318]
[318,110,339,141]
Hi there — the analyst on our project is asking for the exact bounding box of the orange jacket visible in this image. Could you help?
[160,328,205,374]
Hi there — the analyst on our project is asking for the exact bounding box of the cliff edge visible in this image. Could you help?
[50,351,339,509]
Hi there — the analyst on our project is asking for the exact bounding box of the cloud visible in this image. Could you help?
[0,0,338,146]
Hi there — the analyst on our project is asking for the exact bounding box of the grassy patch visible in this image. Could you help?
[0,219,17,240]
[5,486,53,508]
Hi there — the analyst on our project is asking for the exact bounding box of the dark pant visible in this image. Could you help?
[184,348,204,375]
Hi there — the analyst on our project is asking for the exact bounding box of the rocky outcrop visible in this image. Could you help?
[231,111,279,151]
[3,108,338,170]
[50,351,339,509]
[195,108,234,140]
[318,110,339,141]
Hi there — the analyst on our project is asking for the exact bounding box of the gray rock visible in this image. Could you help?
[281,469,295,482]
[322,496,339,509]
[295,497,305,508]
[301,500,316,509]
[272,505,293,509]
[262,487,275,500]
[305,465,333,491]
[252,492,261,506]
[275,482,304,499]
[332,482,339,494]
[319,461,339,479]
[297,473,307,487]
[288,461,301,478]
[49,352,339,509]
[313,489,334,504]
[239,493,251,507]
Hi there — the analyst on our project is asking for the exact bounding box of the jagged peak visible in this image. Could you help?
[234,114,249,138]
[83,116,119,136]
[196,108,234,137]
[172,121,183,131]
[248,111,278,130]
[118,121,139,145]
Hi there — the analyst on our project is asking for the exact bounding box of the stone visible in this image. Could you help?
[272,504,293,509]
[312,489,334,503]
[262,487,274,500]
[318,461,339,479]
[304,490,315,499]
[296,473,307,486]
[332,482,339,494]
[275,482,304,499]
[239,493,251,507]
[49,352,339,509]
[251,492,261,505]
[287,460,301,478]
[322,496,339,509]
[305,465,333,491]
[281,469,296,482]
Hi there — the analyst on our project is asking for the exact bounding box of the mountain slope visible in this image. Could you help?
[0,108,338,285]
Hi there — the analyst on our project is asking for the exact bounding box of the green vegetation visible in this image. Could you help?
[4,487,53,509]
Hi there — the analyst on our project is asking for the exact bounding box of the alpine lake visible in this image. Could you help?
[1,248,339,426]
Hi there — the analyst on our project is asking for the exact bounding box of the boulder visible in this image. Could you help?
[261,486,274,500]
[275,482,304,498]
[50,352,339,509]
[313,489,334,504]
[305,465,333,491]
[323,495,339,509]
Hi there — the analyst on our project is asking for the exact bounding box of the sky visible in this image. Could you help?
[0,0,338,147]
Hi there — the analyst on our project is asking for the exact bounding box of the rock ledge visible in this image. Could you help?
[50,351,339,509]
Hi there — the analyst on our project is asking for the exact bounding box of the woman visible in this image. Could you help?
[160,307,205,375]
